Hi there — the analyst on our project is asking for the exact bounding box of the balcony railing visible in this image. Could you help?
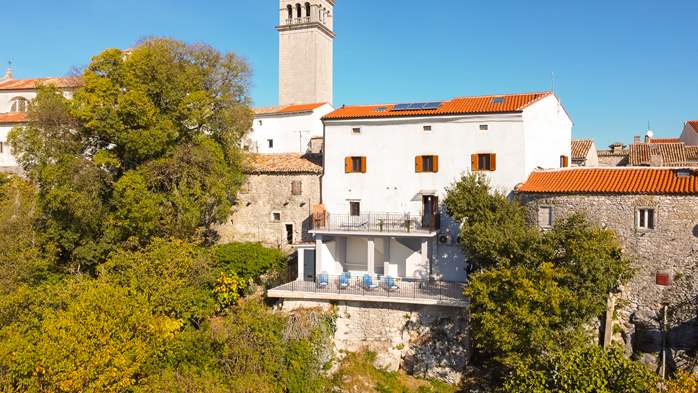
[285,16,312,25]
[311,212,438,234]
[269,275,466,306]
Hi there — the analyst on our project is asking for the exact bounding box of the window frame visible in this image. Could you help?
[291,180,303,196]
[352,127,361,134]
[636,208,656,230]
[9,97,29,113]
[472,153,496,172]
[479,124,489,131]
[271,211,282,223]
[423,125,432,132]
[349,201,361,217]
[538,206,553,229]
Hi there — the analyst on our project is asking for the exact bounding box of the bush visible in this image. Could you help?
[213,242,286,281]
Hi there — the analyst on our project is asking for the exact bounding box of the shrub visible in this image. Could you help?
[213,242,286,280]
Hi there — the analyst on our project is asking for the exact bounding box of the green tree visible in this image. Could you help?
[8,38,252,270]
[213,242,287,281]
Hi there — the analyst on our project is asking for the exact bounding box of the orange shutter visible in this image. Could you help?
[561,155,569,168]
[471,154,479,171]
[361,156,367,173]
[345,157,352,173]
[415,156,423,173]
[433,155,439,172]
[490,154,497,171]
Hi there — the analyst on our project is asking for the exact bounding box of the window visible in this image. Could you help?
[287,5,293,19]
[637,208,655,230]
[305,2,311,17]
[0,142,3,154]
[538,206,553,228]
[272,212,281,222]
[291,180,302,195]
[560,155,569,168]
[471,153,496,171]
[268,139,274,148]
[285,224,294,244]
[345,156,366,173]
[296,3,302,18]
[352,127,361,134]
[10,97,29,113]
[423,125,432,132]
[349,201,360,216]
[258,120,263,126]
[415,155,439,173]
[479,124,489,131]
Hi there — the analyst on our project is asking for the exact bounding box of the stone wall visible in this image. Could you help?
[282,299,469,385]
[215,172,321,248]
[518,192,698,369]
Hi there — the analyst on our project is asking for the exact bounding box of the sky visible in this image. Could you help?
[3,0,697,147]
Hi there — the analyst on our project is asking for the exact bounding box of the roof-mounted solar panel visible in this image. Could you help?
[391,101,443,111]
[492,97,505,104]
[422,102,443,110]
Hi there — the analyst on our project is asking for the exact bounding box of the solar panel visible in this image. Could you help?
[492,97,505,104]
[391,102,444,111]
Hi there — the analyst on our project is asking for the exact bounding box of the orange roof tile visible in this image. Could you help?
[323,92,552,120]
[571,140,593,160]
[0,77,82,90]
[688,121,698,134]
[517,168,698,195]
[244,153,322,174]
[254,102,327,116]
[0,112,28,123]
[628,143,688,166]
[649,137,681,144]
[687,146,698,161]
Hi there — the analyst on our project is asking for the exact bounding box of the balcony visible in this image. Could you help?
[311,212,439,235]
[268,275,467,307]
[285,16,312,25]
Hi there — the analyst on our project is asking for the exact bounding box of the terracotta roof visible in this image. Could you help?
[628,143,687,166]
[517,168,698,195]
[323,92,553,120]
[687,146,698,161]
[244,153,322,174]
[253,102,327,116]
[571,140,593,161]
[0,112,28,124]
[688,121,698,134]
[649,137,681,144]
[0,77,82,90]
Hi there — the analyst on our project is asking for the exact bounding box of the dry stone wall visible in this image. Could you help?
[519,192,698,369]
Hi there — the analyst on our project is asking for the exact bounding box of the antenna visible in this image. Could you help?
[551,71,556,94]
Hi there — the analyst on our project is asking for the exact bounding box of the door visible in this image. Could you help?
[422,195,440,231]
[303,249,316,281]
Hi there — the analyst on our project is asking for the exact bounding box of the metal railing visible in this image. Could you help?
[272,275,466,303]
[312,212,437,234]
[285,17,312,25]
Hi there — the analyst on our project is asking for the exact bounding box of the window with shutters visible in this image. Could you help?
[472,153,496,171]
[349,201,360,216]
[637,208,655,230]
[291,180,302,195]
[560,155,569,168]
[416,155,439,173]
[538,206,553,228]
[345,156,366,173]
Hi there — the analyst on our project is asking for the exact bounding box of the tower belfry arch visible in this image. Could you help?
[276,0,335,106]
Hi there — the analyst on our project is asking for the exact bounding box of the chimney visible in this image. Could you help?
[610,143,625,154]
[633,135,641,144]
[649,150,663,167]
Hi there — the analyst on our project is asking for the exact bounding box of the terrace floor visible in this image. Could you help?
[267,277,467,307]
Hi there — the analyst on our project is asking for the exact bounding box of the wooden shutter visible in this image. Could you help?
[361,156,367,173]
[490,154,497,171]
[471,154,478,171]
[415,156,423,173]
[345,157,352,173]
[433,155,439,173]
[561,155,569,168]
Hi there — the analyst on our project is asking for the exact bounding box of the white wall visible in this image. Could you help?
[522,94,573,174]
[0,124,18,168]
[246,103,333,154]
[680,122,698,146]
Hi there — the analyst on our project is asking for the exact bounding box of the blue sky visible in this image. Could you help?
[3,0,697,146]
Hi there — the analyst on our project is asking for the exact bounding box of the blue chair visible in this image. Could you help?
[363,274,378,290]
[318,273,329,289]
[384,276,399,291]
[339,272,351,289]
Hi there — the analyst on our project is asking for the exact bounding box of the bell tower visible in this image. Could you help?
[277,0,335,106]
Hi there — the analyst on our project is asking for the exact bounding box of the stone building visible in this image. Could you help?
[215,153,322,249]
[517,167,698,368]
[571,139,598,166]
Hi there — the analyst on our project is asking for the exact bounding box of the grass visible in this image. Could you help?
[332,351,460,393]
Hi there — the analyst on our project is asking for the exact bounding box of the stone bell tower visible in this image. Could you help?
[277,0,335,106]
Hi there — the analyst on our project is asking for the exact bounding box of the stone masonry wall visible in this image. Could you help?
[519,193,698,369]
[215,172,321,248]
[282,299,469,385]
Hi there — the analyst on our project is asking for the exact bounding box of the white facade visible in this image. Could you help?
[679,121,698,146]
[312,94,572,283]
[277,0,335,106]
[245,103,333,154]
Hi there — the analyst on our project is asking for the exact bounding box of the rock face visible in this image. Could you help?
[519,192,698,370]
[282,300,469,384]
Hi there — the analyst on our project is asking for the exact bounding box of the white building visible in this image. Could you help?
[679,120,698,146]
[306,92,572,284]
[0,68,80,173]
[244,102,334,154]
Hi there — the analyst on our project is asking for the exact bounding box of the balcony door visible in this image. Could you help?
[422,195,440,231]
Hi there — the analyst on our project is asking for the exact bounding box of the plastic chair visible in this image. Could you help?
[363,274,378,290]
[318,272,329,289]
[339,272,351,289]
